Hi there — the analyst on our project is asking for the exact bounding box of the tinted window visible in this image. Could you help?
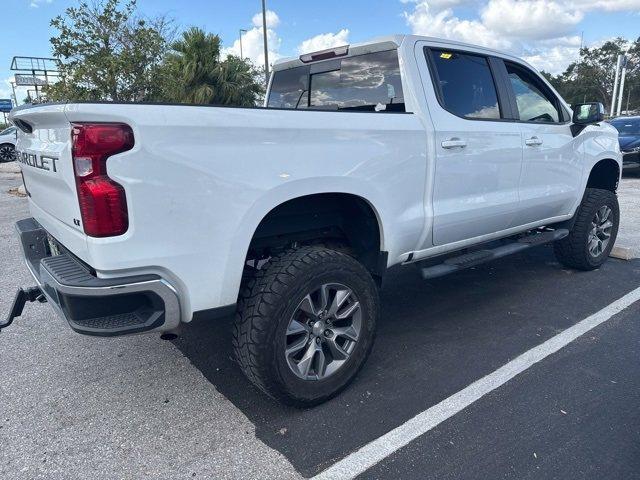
[610,119,640,135]
[309,69,340,108]
[506,63,560,123]
[0,127,15,136]
[268,49,405,112]
[429,49,500,120]
[268,66,310,109]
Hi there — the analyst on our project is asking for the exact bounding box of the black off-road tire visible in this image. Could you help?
[233,246,379,407]
[554,188,619,270]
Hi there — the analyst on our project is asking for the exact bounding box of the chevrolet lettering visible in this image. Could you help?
[16,151,58,172]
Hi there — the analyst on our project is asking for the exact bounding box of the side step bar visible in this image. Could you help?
[420,229,569,280]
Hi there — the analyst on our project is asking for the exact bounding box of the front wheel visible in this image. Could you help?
[233,246,379,407]
[554,188,620,270]
[0,144,15,163]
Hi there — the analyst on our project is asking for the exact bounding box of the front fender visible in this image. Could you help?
[571,123,623,216]
[581,123,622,174]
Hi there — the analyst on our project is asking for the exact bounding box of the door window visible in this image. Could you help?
[428,49,501,120]
[505,62,560,123]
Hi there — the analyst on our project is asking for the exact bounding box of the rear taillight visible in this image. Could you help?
[71,123,134,237]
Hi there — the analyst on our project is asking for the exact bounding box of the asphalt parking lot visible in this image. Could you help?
[1,162,639,479]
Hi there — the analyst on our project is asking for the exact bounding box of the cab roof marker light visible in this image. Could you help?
[300,45,349,63]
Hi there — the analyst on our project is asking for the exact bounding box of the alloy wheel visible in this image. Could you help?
[285,283,362,381]
[587,205,613,257]
[0,145,14,162]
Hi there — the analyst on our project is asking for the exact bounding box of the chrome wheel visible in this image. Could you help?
[285,283,361,381]
[0,145,14,162]
[587,205,613,257]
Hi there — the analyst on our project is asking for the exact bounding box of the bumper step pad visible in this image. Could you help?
[38,253,170,336]
[8,218,180,337]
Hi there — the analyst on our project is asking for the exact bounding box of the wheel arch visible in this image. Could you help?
[586,158,620,193]
[246,192,386,277]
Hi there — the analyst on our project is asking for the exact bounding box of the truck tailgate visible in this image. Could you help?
[11,104,89,260]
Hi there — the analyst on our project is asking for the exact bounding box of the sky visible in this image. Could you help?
[2,0,640,105]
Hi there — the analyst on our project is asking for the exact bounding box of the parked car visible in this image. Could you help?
[5,35,622,406]
[608,116,640,174]
[0,125,17,162]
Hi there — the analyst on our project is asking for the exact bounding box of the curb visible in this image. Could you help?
[610,246,635,260]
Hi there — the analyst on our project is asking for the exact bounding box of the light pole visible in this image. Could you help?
[239,29,247,60]
[617,55,628,116]
[10,81,18,107]
[611,55,622,115]
[261,0,270,86]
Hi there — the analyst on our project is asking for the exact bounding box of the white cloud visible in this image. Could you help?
[223,10,282,69]
[404,1,511,50]
[251,10,280,29]
[29,0,52,8]
[400,0,469,8]
[523,45,580,74]
[481,0,583,40]
[297,29,350,54]
[577,0,640,11]
[401,0,638,74]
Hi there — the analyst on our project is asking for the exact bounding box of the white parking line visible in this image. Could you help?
[312,286,640,480]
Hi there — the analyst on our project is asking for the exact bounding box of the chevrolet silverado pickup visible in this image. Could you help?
[4,35,622,406]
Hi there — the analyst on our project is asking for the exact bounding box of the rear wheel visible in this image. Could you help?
[554,188,619,270]
[0,144,15,163]
[233,246,379,407]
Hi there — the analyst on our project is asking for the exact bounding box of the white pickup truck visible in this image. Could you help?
[4,35,622,406]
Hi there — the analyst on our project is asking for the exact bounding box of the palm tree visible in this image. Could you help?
[161,27,263,106]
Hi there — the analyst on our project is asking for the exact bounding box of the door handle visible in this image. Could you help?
[525,136,543,147]
[441,138,467,149]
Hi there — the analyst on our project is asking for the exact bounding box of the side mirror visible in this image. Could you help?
[572,102,605,125]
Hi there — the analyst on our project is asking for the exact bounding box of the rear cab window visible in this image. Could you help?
[426,48,501,120]
[267,49,405,113]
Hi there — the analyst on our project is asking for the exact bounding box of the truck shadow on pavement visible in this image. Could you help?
[173,246,640,477]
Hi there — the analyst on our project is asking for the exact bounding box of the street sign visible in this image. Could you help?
[14,74,47,87]
[0,99,12,113]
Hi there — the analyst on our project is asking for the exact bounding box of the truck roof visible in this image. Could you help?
[273,34,405,71]
[273,34,531,72]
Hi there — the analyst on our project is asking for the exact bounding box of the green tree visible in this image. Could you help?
[159,27,264,106]
[46,0,172,102]
[544,37,640,114]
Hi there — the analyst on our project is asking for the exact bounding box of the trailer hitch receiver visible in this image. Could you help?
[1,286,46,333]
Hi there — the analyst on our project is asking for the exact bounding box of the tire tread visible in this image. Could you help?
[232,246,375,405]
[554,188,619,270]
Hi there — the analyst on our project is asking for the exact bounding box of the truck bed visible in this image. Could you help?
[10,102,427,318]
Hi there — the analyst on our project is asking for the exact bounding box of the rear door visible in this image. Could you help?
[423,47,523,245]
[502,61,582,225]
